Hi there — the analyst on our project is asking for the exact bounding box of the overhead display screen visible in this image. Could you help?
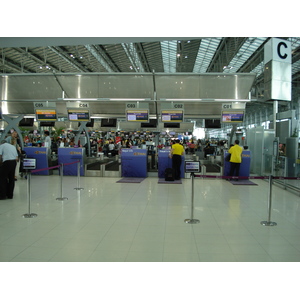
[126,110,149,122]
[221,111,244,123]
[67,109,90,122]
[161,110,184,122]
[35,109,57,121]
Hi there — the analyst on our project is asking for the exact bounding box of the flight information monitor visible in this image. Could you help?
[221,111,244,123]
[35,109,57,121]
[185,161,201,173]
[126,110,149,122]
[23,158,36,170]
[161,110,184,122]
[67,109,90,122]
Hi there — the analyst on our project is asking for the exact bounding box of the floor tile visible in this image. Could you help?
[1,175,300,263]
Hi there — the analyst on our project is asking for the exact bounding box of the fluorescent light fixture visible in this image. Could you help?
[110,98,147,101]
[62,98,98,101]
[165,99,202,101]
[215,99,251,102]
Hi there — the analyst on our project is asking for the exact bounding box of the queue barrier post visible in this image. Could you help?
[74,160,84,191]
[22,171,38,218]
[261,175,277,226]
[184,172,200,224]
[56,163,68,201]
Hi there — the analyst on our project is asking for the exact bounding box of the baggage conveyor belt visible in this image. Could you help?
[85,158,121,177]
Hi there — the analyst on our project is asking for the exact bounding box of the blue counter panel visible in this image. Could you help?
[121,149,147,177]
[58,148,85,176]
[158,150,185,178]
[24,147,50,175]
[223,150,251,177]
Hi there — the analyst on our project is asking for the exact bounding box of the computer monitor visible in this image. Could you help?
[23,158,36,170]
[185,161,201,173]
[35,109,57,121]
[126,110,149,122]
[67,109,90,122]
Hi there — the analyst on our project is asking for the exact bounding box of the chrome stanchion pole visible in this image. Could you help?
[56,163,68,201]
[22,171,37,218]
[261,175,277,226]
[74,161,84,190]
[184,172,200,224]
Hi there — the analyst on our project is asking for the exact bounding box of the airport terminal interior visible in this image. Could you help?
[1,36,300,295]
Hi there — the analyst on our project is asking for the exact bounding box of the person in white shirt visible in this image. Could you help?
[0,140,18,200]
[44,130,52,148]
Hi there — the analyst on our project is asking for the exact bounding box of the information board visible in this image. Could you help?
[126,110,149,122]
[35,109,57,121]
[221,111,244,123]
[161,110,184,122]
[185,161,201,173]
[67,109,90,122]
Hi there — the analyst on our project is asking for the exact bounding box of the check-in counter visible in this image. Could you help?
[58,147,86,176]
[157,149,185,178]
[121,148,147,177]
[24,147,51,175]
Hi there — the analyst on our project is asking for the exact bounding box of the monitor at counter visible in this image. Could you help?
[161,110,184,122]
[35,109,57,121]
[221,111,244,123]
[101,118,117,127]
[126,110,149,122]
[67,109,90,122]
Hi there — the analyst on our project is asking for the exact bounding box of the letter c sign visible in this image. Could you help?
[277,42,288,60]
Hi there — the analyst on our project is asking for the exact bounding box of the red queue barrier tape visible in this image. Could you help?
[63,161,80,166]
[31,160,80,174]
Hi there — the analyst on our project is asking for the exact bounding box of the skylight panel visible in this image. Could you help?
[193,38,221,73]
[223,37,267,73]
[161,40,177,73]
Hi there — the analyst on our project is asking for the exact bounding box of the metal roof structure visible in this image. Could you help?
[1,37,300,77]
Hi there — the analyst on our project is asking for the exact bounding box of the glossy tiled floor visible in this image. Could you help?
[1,174,300,262]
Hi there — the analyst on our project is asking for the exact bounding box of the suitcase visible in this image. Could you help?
[165,168,175,181]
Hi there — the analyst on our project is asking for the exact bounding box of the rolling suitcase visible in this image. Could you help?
[165,168,175,181]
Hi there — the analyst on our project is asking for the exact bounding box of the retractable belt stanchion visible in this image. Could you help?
[261,175,277,226]
[56,163,68,201]
[184,172,200,224]
[22,171,38,218]
[74,160,84,191]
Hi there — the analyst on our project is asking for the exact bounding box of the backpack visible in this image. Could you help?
[165,168,175,181]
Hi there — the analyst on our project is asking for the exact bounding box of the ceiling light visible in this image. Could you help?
[110,98,147,101]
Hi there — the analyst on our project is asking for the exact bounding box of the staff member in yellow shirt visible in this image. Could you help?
[228,139,243,180]
[170,139,185,180]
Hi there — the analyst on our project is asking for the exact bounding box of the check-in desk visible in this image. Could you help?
[58,147,86,176]
[24,147,51,175]
[121,148,147,177]
[157,149,185,178]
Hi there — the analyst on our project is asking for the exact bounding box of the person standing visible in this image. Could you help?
[44,130,52,148]
[0,140,19,200]
[170,139,185,180]
[228,139,243,180]
[5,130,21,180]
